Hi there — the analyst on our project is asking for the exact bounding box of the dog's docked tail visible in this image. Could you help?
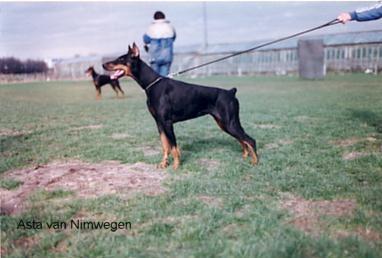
[229,88,237,96]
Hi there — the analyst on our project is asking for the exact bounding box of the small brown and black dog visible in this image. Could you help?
[85,66,124,100]
[103,43,258,169]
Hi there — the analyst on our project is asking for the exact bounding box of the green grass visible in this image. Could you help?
[1,74,381,257]
[0,179,23,190]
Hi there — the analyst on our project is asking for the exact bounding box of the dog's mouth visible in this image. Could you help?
[110,69,125,80]
[103,63,129,79]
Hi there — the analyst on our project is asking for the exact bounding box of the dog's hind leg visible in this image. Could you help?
[225,121,258,165]
[110,84,120,98]
[213,98,258,165]
[242,136,258,165]
[213,116,248,160]
[240,141,249,160]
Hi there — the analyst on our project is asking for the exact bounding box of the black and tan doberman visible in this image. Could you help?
[85,66,124,99]
[103,43,258,169]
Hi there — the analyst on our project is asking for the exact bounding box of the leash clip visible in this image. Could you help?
[168,72,178,78]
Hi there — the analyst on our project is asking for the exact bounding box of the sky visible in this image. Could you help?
[0,1,380,60]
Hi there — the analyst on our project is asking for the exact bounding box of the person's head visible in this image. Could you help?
[154,11,165,20]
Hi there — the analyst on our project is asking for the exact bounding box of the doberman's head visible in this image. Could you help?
[85,66,94,77]
[103,43,140,79]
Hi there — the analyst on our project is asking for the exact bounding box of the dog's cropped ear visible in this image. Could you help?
[128,45,132,53]
[132,42,140,57]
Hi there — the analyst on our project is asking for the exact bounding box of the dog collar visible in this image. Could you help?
[145,77,162,92]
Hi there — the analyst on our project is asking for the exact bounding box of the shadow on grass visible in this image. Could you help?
[0,134,33,174]
[349,109,382,133]
[0,133,31,153]
[0,128,41,151]
[179,136,241,163]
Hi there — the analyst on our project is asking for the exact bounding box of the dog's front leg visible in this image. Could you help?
[158,132,171,168]
[162,121,181,170]
[171,147,181,170]
[96,87,101,100]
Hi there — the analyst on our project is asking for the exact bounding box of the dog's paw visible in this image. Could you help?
[157,160,169,169]
[251,154,259,165]
[172,162,180,170]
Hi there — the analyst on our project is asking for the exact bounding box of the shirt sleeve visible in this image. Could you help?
[350,2,382,21]
[173,29,176,41]
[143,34,151,44]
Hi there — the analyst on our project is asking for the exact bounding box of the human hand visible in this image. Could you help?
[337,12,352,23]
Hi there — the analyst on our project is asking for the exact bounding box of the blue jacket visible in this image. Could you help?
[143,19,176,65]
[350,2,382,21]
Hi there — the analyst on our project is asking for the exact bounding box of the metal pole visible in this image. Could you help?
[203,2,208,51]
[203,2,209,76]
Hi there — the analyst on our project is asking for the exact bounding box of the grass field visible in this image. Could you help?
[1,74,382,257]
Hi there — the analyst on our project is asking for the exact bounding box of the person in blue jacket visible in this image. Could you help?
[337,2,382,23]
[143,11,176,77]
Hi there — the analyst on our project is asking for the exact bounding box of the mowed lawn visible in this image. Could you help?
[0,74,381,257]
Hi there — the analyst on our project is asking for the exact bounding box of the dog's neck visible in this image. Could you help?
[90,69,98,79]
[132,59,161,91]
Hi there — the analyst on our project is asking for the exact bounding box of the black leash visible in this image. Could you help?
[170,19,341,77]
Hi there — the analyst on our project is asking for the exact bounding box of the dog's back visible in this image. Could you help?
[149,78,237,122]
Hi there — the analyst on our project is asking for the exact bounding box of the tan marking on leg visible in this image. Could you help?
[96,90,101,100]
[244,141,258,165]
[240,141,249,160]
[171,147,181,170]
[213,117,225,131]
[158,133,171,169]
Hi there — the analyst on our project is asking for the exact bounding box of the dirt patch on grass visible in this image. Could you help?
[0,128,31,137]
[336,227,381,242]
[13,235,41,250]
[234,204,251,217]
[331,137,362,147]
[197,195,223,208]
[198,158,220,171]
[294,115,322,122]
[264,139,293,150]
[157,215,197,225]
[0,160,167,215]
[330,136,379,160]
[138,146,161,157]
[366,137,377,142]
[50,238,68,253]
[111,133,130,140]
[280,194,356,236]
[70,124,103,131]
[221,223,238,236]
[342,151,370,160]
[330,136,377,147]
[281,194,381,243]
[255,124,281,129]
[294,116,312,122]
